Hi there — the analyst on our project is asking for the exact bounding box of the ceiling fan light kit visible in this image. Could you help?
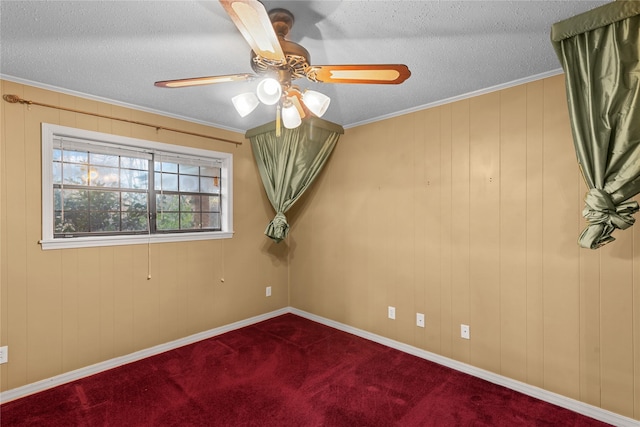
[302,90,330,118]
[154,0,411,130]
[231,92,259,117]
[282,101,302,129]
[256,77,282,105]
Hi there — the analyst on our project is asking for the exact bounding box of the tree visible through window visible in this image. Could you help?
[154,160,221,232]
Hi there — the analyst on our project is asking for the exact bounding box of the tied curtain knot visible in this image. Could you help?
[551,2,640,248]
[265,212,289,243]
[579,188,639,249]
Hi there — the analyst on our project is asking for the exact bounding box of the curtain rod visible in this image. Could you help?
[2,94,242,146]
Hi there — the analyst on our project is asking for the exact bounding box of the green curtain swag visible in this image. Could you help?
[551,1,640,249]
[246,116,344,243]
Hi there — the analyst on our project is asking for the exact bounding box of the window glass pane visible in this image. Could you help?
[62,189,89,211]
[122,157,148,170]
[53,163,62,184]
[53,149,62,162]
[54,212,64,233]
[54,189,62,211]
[180,212,201,229]
[202,213,220,229]
[90,153,118,167]
[155,161,177,173]
[89,190,119,211]
[121,169,148,189]
[157,212,179,230]
[180,195,200,212]
[90,166,119,187]
[90,212,120,232]
[122,212,148,231]
[63,163,88,185]
[202,195,220,212]
[55,211,89,233]
[157,194,179,212]
[62,150,88,164]
[122,192,148,212]
[199,177,219,194]
[200,166,220,178]
[156,173,178,191]
[179,164,199,175]
[179,175,199,192]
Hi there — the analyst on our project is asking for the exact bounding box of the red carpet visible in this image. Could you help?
[1,314,610,426]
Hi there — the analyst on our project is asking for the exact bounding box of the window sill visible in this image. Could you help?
[40,231,234,250]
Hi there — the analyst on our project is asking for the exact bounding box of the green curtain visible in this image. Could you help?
[551,1,640,249]
[246,117,344,243]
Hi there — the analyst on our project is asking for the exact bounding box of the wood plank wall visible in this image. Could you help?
[0,80,289,392]
[288,74,640,420]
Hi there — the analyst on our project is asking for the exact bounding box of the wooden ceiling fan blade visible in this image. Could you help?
[154,73,255,88]
[310,64,411,84]
[219,0,285,63]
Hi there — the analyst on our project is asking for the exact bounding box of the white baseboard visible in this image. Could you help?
[0,308,288,404]
[289,308,639,427]
[2,306,638,427]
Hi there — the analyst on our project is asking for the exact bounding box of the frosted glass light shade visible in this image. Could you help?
[302,90,330,117]
[256,78,282,105]
[231,92,259,117]
[282,103,302,129]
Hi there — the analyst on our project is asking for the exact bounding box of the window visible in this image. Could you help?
[41,123,233,249]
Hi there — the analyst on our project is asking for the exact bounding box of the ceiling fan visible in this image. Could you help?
[155,0,411,130]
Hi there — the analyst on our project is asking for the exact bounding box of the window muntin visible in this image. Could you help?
[41,123,233,250]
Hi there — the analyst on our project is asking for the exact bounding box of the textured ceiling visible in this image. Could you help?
[1,0,609,133]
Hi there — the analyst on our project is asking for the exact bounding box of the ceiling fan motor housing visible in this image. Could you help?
[250,8,311,84]
[269,8,294,37]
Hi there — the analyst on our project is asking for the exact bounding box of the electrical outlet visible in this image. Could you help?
[416,313,425,328]
[0,346,8,364]
[266,286,272,297]
[388,306,396,320]
[461,324,470,340]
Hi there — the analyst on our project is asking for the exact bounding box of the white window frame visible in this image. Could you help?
[41,123,233,250]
